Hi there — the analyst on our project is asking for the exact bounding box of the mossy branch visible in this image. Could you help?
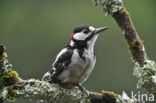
[92,0,156,101]
[93,0,148,67]
[2,79,90,103]
[133,60,156,100]
[0,44,125,103]
[112,8,148,67]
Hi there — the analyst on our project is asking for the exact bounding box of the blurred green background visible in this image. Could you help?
[0,0,156,103]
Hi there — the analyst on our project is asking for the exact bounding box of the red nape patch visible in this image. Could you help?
[70,33,75,40]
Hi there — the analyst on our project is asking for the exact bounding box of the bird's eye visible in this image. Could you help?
[83,30,89,34]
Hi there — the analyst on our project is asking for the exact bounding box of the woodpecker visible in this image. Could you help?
[42,25,108,88]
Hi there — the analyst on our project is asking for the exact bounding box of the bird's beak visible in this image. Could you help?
[93,27,108,34]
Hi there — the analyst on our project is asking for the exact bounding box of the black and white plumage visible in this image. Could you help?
[42,25,108,87]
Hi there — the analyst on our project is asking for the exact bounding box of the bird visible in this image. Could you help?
[42,25,108,90]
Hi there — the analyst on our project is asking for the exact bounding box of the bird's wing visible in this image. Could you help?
[42,48,73,83]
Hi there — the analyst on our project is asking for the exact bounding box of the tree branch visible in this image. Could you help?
[112,7,148,67]
[93,0,156,101]
[0,44,119,103]
[93,0,148,67]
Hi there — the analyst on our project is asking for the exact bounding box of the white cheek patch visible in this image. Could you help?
[89,26,95,32]
[73,32,88,40]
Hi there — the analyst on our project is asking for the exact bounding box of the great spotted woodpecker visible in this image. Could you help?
[42,25,108,88]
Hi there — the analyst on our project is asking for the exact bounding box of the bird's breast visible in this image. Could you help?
[78,49,96,83]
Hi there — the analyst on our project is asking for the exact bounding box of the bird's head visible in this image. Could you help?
[69,25,108,49]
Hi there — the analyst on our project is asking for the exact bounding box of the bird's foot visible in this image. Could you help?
[76,84,90,99]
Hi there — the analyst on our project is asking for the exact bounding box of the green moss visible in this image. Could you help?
[2,88,17,102]
[1,69,19,86]
[102,90,118,98]
[2,53,7,60]
[7,89,17,102]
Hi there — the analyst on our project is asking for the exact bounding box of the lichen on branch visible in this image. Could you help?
[0,44,121,103]
[0,45,18,88]
[92,0,156,102]
[93,0,148,67]
[112,7,148,67]
[92,0,123,16]
[2,79,90,103]
[133,60,156,96]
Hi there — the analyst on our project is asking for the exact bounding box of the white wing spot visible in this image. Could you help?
[53,48,67,66]
[53,67,56,71]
